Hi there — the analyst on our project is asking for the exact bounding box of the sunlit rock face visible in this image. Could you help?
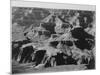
[12,7,95,70]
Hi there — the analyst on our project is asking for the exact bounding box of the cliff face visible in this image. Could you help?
[12,7,95,69]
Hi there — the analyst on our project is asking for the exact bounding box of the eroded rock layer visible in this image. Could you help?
[12,7,95,70]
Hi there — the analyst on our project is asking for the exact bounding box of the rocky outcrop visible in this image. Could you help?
[12,8,95,69]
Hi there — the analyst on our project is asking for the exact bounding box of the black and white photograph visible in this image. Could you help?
[11,1,96,74]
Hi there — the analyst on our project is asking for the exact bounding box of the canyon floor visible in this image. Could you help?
[12,61,87,74]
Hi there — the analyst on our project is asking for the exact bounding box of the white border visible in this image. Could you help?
[11,0,95,11]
